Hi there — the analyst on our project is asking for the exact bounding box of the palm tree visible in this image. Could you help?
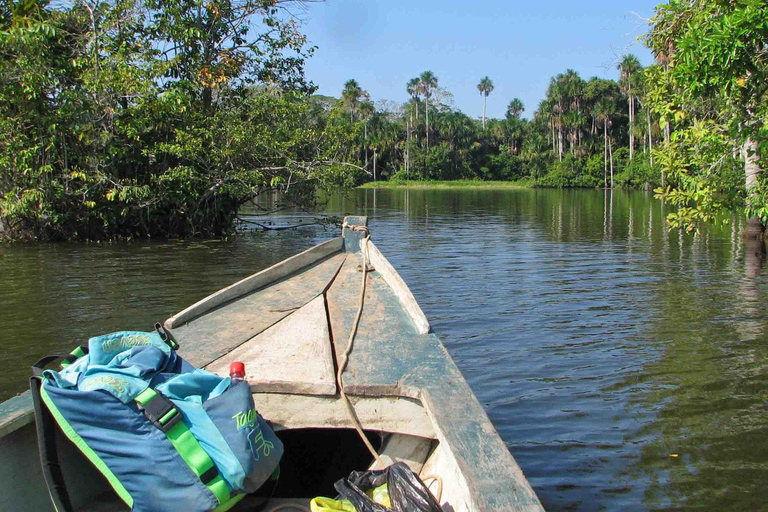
[536,97,557,154]
[406,77,421,124]
[506,98,524,120]
[341,79,367,123]
[477,76,494,129]
[635,67,656,171]
[595,96,617,188]
[618,54,642,161]
[358,100,375,168]
[505,98,525,154]
[547,74,569,161]
[435,111,473,177]
[564,70,585,149]
[419,71,438,149]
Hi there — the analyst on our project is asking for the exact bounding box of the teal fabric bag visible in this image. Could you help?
[31,329,283,512]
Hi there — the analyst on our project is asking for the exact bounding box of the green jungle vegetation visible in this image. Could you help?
[1,0,766,240]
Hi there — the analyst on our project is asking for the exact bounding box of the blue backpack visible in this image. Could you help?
[30,326,283,512]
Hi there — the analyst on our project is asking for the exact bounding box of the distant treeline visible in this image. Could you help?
[329,60,654,190]
[1,0,765,240]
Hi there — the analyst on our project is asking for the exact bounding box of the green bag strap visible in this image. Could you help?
[59,345,88,369]
[135,388,231,506]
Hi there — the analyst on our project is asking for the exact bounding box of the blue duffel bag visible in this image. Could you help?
[30,326,283,512]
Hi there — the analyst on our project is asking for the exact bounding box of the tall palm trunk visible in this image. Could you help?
[425,95,429,150]
[482,95,487,129]
[551,118,555,152]
[744,137,765,237]
[628,83,634,161]
[609,134,614,189]
[647,109,653,168]
[577,99,582,149]
[604,120,608,187]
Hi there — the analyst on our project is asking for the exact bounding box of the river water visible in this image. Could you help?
[2,188,767,511]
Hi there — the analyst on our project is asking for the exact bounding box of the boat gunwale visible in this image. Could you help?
[166,236,344,329]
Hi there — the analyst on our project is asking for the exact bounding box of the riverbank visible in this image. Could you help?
[358,179,532,189]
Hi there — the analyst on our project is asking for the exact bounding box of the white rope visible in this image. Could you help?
[336,233,384,466]
[335,229,444,506]
[421,474,444,503]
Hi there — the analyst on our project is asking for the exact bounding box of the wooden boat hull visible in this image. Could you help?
[0,216,543,512]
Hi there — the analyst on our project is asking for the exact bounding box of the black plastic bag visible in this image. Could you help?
[334,462,443,512]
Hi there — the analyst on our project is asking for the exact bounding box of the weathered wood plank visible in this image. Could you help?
[326,252,425,398]
[0,393,34,438]
[0,420,51,512]
[205,295,336,396]
[251,393,436,439]
[365,240,430,335]
[173,252,346,368]
[371,434,435,474]
[420,440,473,512]
[166,237,343,328]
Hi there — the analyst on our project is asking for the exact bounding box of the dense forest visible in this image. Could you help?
[1,0,766,240]
[330,62,651,189]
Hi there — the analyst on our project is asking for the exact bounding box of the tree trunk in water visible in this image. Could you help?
[744,235,766,278]
[744,137,765,238]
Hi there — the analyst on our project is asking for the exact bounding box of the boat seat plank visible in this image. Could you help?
[173,253,346,368]
[326,252,428,397]
[371,434,435,474]
[251,393,436,439]
[206,296,336,396]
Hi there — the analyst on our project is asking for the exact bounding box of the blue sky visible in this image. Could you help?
[296,0,661,119]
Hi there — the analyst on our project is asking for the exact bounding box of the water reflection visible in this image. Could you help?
[322,188,767,511]
[2,188,766,511]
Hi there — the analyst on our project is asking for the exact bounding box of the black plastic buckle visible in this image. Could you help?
[200,465,220,485]
[155,322,179,350]
[140,392,183,433]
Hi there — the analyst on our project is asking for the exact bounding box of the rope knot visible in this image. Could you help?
[343,222,370,235]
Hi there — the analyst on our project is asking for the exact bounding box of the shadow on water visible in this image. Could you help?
[2,187,767,511]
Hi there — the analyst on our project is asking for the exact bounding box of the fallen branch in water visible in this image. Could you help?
[236,217,322,231]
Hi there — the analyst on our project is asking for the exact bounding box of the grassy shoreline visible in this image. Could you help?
[357,179,533,189]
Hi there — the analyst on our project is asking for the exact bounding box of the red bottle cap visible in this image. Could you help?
[229,361,245,375]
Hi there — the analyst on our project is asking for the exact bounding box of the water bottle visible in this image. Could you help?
[229,361,246,384]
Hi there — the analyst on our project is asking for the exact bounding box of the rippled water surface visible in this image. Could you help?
[2,188,768,511]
